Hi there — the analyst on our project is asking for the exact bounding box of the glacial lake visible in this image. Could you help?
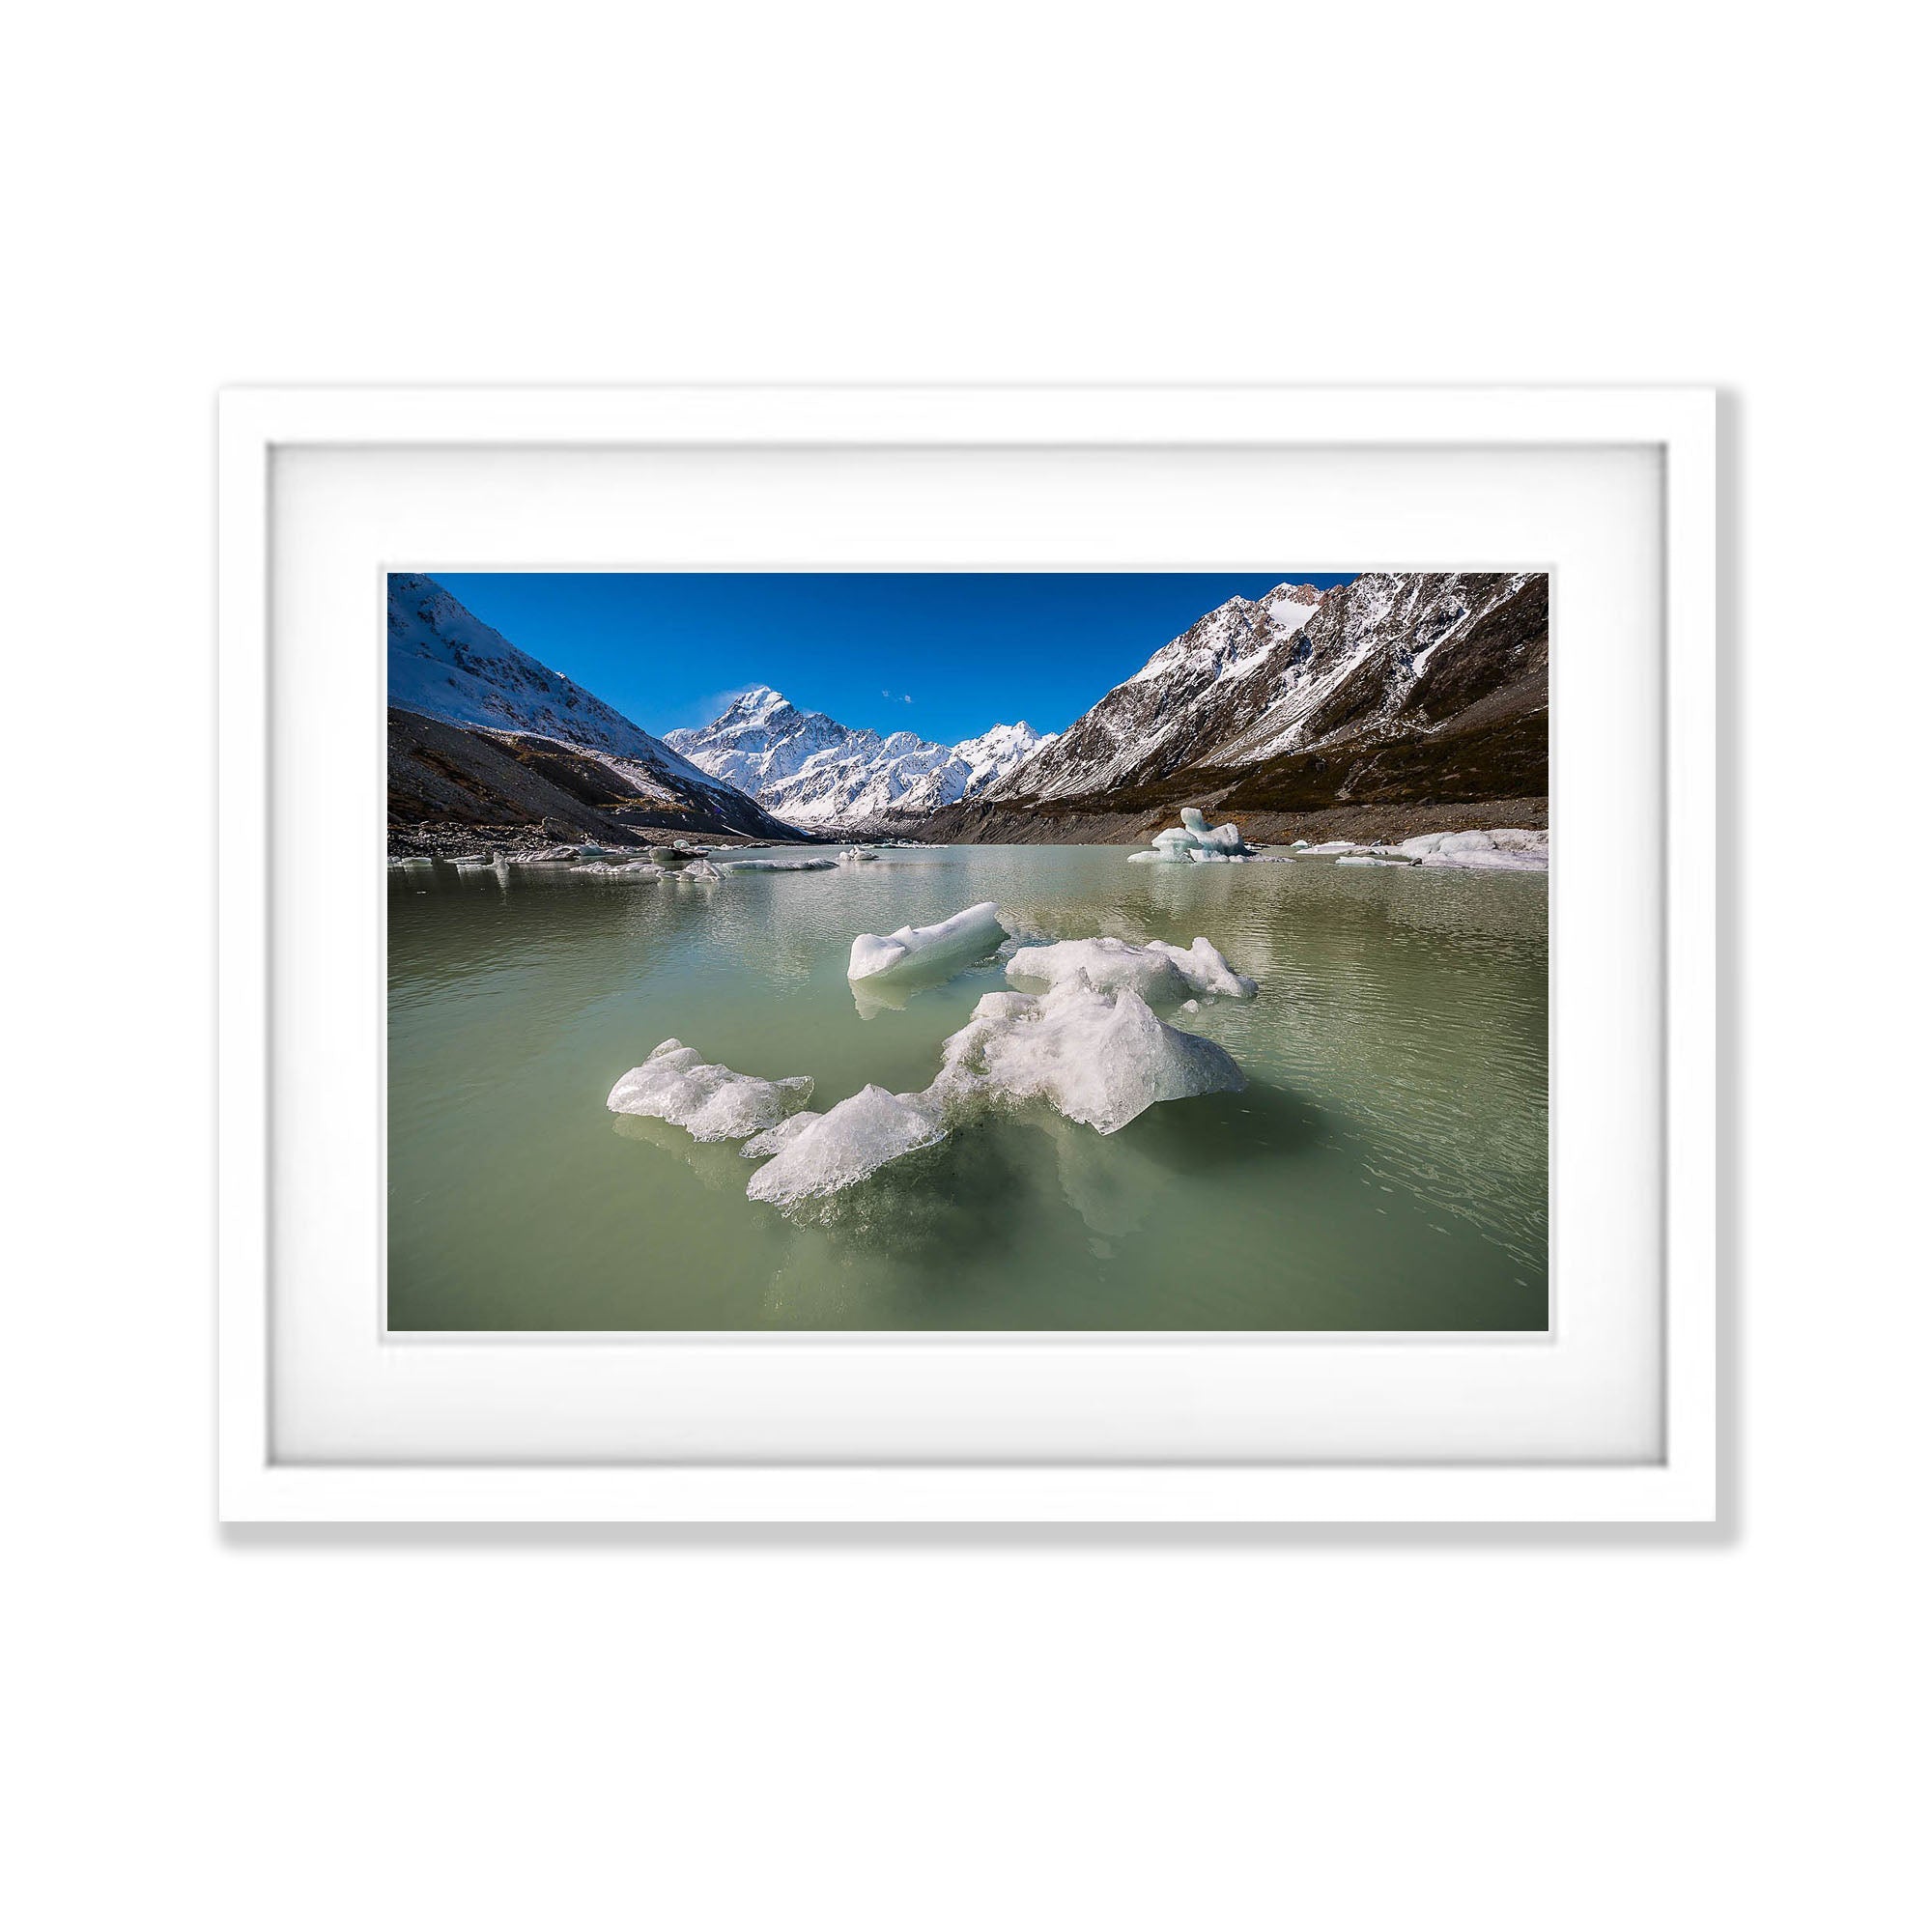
[388,846,1548,1330]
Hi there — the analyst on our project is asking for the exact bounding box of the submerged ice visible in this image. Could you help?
[744,1085,949,1206]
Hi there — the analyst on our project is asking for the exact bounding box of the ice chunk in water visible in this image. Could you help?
[1391,827,1549,870]
[1146,937,1259,1000]
[1005,934,1257,1006]
[1006,937,1194,1005]
[678,858,724,882]
[739,1112,821,1159]
[607,1038,814,1143]
[837,846,878,864]
[934,985,1244,1135]
[1179,808,1250,855]
[1152,826,1200,851]
[847,900,1009,985]
[1128,846,1190,864]
[717,855,838,873]
[745,1085,948,1204]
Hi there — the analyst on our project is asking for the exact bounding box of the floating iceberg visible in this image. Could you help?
[507,844,582,866]
[717,855,839,873]
[606,1039,814,1143]
[739,1112,821,1160]
[1128,810,1254,864]
[678,858,724,883]
[1006,936,1192,1004]
[745,1085,948,1205]
[847,900,1009,986]
[1005,935,1256,1005]
[837,846,878,865]
[638,919,1257,1211]
[1179,808,1251,855]
[1149,937,1260,1000]
[931,984,1244,1136]
[1336,855,1411,867]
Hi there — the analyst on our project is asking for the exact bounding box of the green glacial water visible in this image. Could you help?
[387,846,1548,1330]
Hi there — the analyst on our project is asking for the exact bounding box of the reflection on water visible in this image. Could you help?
[389,845,1548,1330]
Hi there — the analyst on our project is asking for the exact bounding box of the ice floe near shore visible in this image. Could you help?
[1122,820,1548,871]
[717,855,839,873]
[847,901,1009,986]
[1400,828,1548,869]
[1126,808,1257,863]
[607,1040,814,1142]
[1308,829,1549,870]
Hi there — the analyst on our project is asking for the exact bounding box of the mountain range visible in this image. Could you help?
[924,570,1548,844]
[387,569,1547,852]
[666,688,1053,829]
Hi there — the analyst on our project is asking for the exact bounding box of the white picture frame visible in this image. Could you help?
[218,384,1717,1523]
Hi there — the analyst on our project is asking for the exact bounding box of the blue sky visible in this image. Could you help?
[433,572,1358,746]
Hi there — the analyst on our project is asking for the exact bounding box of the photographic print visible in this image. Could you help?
[387,569,1548,1332]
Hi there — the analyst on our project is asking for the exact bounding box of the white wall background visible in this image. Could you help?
[4,4,1923,1927]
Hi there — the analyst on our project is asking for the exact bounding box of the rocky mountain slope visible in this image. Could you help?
[667,687,1053,830]
[387,575,797,847]
[922,572,1547,843]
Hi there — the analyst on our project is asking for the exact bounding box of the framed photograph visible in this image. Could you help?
[218,384,1716,1522]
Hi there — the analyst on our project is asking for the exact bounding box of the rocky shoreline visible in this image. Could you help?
[908,794,1548,850]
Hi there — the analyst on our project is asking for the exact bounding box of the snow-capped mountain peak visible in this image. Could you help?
[952,721,1057,793]
[717,684,792,726]
[667,699,1057,831]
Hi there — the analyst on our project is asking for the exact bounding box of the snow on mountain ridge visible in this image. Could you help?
[387,572,719,788]
[986,573,1542,805]
[668,693,1055,829]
